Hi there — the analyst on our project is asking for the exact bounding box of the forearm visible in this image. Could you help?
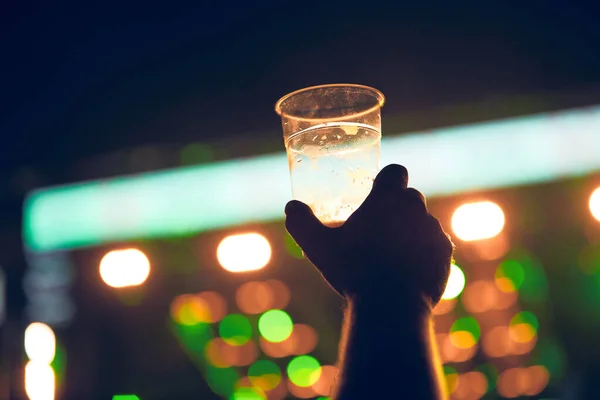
[331,296,446,400]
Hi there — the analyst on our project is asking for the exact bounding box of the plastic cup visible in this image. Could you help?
[275,84,385,227]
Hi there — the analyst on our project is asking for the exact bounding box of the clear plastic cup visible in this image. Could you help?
[276,84,385,227]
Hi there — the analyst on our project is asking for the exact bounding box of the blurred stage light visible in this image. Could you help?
[24,322,56,364]
[287,355,321,387]
[219,314,252,346]
[248,360,282,391]
[441,263,466,300]
[217,233,271,273]
[312,365,338,396]
[112,396,141,400]
[99,248,150,288]
[24,105,600,252]
[258,309,293,343]
[451,201,505,241]
[25,360,55,400]
[591,187,600,222]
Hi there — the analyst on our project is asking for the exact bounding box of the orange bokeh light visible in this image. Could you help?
[312,365,338,396]
[287,379,317,399]
[236,281,275,314]
[461,280,499,313]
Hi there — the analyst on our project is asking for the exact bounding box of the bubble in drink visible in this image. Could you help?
[286,122,380,226]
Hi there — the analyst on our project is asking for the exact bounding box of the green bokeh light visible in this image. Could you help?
[451,317,481,341]
[112,396,140,400]
[510,311,539,333]
[287,355,321,387]
[206,366,239,397]
[248,360,281,391]
[258,309,293,343]
[504,252,548,302]
[219,314,252,346]
[284,232,304,259]
[229,386,265,400]
[496,260,525,290]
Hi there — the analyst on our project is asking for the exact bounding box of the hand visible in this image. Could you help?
[285,164,454,311]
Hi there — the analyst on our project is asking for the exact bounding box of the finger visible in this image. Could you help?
[285,200,336,263]
[372,164,409,193]
[400,188,428,215]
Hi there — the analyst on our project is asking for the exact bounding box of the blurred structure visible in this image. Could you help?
[17,104,600,399]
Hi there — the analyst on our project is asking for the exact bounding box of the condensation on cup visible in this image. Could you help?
[276,84,385,227]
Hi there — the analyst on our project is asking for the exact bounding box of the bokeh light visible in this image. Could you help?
[259,337,289,358]
[441,263,466,300]
[248,360,282,391]
[24,322,56,364]
[495,260,524,292]
[266,280,291,310]
[235,281,275,315]
[451,317,481,343]
[220,314,252,346]
[171,291,227,325]
[287,355,322,387]
[451,201,505,241]
[205,338,258,368]
[287,379,317,399]
[25,360,55,400]
[112,396,140,400]
[230,386,265,400]
[462,280,499,313]
[258,310,293,343]
[590,187,600,222]
[509,311,539,343]
[312,365,338,396]
[206,365,240,397]
[443,365,459,396]
[99,248,150,288]
[282,324,319,355]
[482,326,511,358]
[217,233,272,273]
[170,295,211,325]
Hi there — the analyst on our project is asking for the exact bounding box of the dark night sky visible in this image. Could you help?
[2,1,600,173]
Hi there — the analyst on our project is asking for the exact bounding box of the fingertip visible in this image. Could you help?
[285,200,311,217]
[374,164,409,191]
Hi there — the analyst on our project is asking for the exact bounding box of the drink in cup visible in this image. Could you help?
[276,84,385,227]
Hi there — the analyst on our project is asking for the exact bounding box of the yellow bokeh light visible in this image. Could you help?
[217,233,272,273]
[509,323,537,344]
[441,263,466,300]
[590,187,600,222]
[451,201,505,241]
[25,360,55,400]
[99,248,150,288]
[24,323,56,364]
[449,330,476,349]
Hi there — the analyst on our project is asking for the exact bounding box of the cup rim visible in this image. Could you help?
[274,83,385,122]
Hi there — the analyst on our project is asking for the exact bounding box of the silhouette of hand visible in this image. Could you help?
[285,164,454,310]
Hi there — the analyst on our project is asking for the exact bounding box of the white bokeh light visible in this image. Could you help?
[25,360,55,400]
[442,263,466,300]
[590,187,600,222]
[451,201,505,241]
[99,248,150,288]
[24,322,56,364]
[217,233,271,273]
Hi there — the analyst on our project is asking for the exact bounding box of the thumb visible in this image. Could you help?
[285,200,336,263]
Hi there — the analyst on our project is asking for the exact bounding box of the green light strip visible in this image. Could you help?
[24,106,600,252]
